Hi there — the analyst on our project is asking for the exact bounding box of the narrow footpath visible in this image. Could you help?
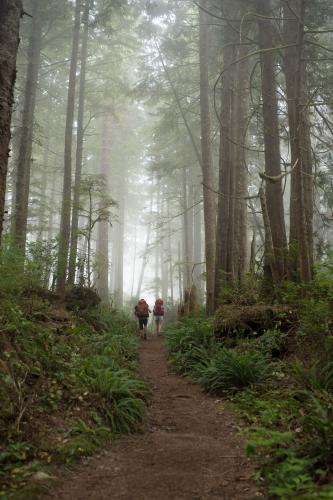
[47,335,261,500]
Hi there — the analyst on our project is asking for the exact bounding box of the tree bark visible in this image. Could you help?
[167,218,174,306]
[13,0,42,250]
[68,0,90,284]
[233,44,249,278]
[214,6,236,304]
[95,119,111,303]
[130,224,137,298]
[136,198,153,299]
[177,240,183,303]
[56,0,82,291]
[0,0,22,242]
[283,0,313,282]
[161,193,168,301]
[182,166,192,290]
[193,185,203,301]
[199,0,216,314]
[257,0,287,282]
[113,199,124,308]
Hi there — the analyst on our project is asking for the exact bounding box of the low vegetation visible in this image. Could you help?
[0,247,147,497]
[165,256,333,499]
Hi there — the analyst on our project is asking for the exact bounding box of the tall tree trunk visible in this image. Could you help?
[257,0,287,282]
[177,240,183,303]
[56,0,82,291]
[214,8,236,305]
[154,185,161,297]
[47,166,57,241]
[113,200,124,308]
[199,0,216,314]
[233,44,249,278]
[161,195,168,301]
[136,198,153,299]
[283,0,313,282]
[14,0,42,250]
[0,0,22,242]
[168,219,174,306]
[130,224,137,297]
[68,0,90,284]
[193,186,203,301]
[37,138,49,238]
[95,119,111,302]
[182,166,191,290]
[154,233,160,297]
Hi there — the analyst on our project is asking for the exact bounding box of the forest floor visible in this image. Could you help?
[44,334,263,500]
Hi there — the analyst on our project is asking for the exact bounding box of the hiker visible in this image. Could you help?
[153,298,164,335]
[134,298,151,339]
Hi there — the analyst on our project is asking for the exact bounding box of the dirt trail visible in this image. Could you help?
[46,335,261,500]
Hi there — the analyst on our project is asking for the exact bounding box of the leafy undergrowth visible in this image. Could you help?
[165,258,333,499]
[0,293,147,498]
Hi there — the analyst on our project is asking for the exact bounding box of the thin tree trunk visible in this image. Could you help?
[14,0,42,250]
[193,186,203,301]
[56,0,82,291]
[155,234,160,297]
[68,0,90,284]
[257,0,287,282]
[155,185,161,297]
[182,166,191,290]
[136,198,153,299]
[37,138,49,238]
[177,240,183,303]
[95,119,111,302]
[113,201,124,308]
[168,219,174,306]
[199,0,216,313]
[130,224,137,297]
[161,194,168,301]
[47,167,57,241]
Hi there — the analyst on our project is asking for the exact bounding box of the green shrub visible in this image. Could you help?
[200,349,272,394]
[165,317,216,376]
[294,359,333,392]
[82,366,147,434]
[216,273,261,306]
[302,394,333,467]
[57,419,112,462]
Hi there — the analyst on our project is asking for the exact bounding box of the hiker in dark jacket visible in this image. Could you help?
[134,298,151,339]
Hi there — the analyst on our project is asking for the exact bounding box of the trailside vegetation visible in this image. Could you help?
[0,244,147,497]
[165,254,333,499]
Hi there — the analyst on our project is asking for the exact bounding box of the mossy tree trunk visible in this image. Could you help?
[0,0,22,242]
[13,0,42,251]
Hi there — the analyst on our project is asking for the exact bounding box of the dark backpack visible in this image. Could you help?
[154,299,164,316]
[136,300,149,317]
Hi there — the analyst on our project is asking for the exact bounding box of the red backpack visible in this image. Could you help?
[154,299,164,316]
[136,300,149,317]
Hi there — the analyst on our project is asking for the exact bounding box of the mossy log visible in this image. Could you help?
[214,304,297,338]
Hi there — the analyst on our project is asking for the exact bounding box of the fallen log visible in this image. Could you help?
[214,304,297,339]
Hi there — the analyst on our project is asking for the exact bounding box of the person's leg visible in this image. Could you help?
[155,319,158,334]
[138,318,144,338]
[143,318,148,339]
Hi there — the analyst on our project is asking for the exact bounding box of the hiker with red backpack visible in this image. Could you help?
[134,299,151,339]
[153,298,164,335]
